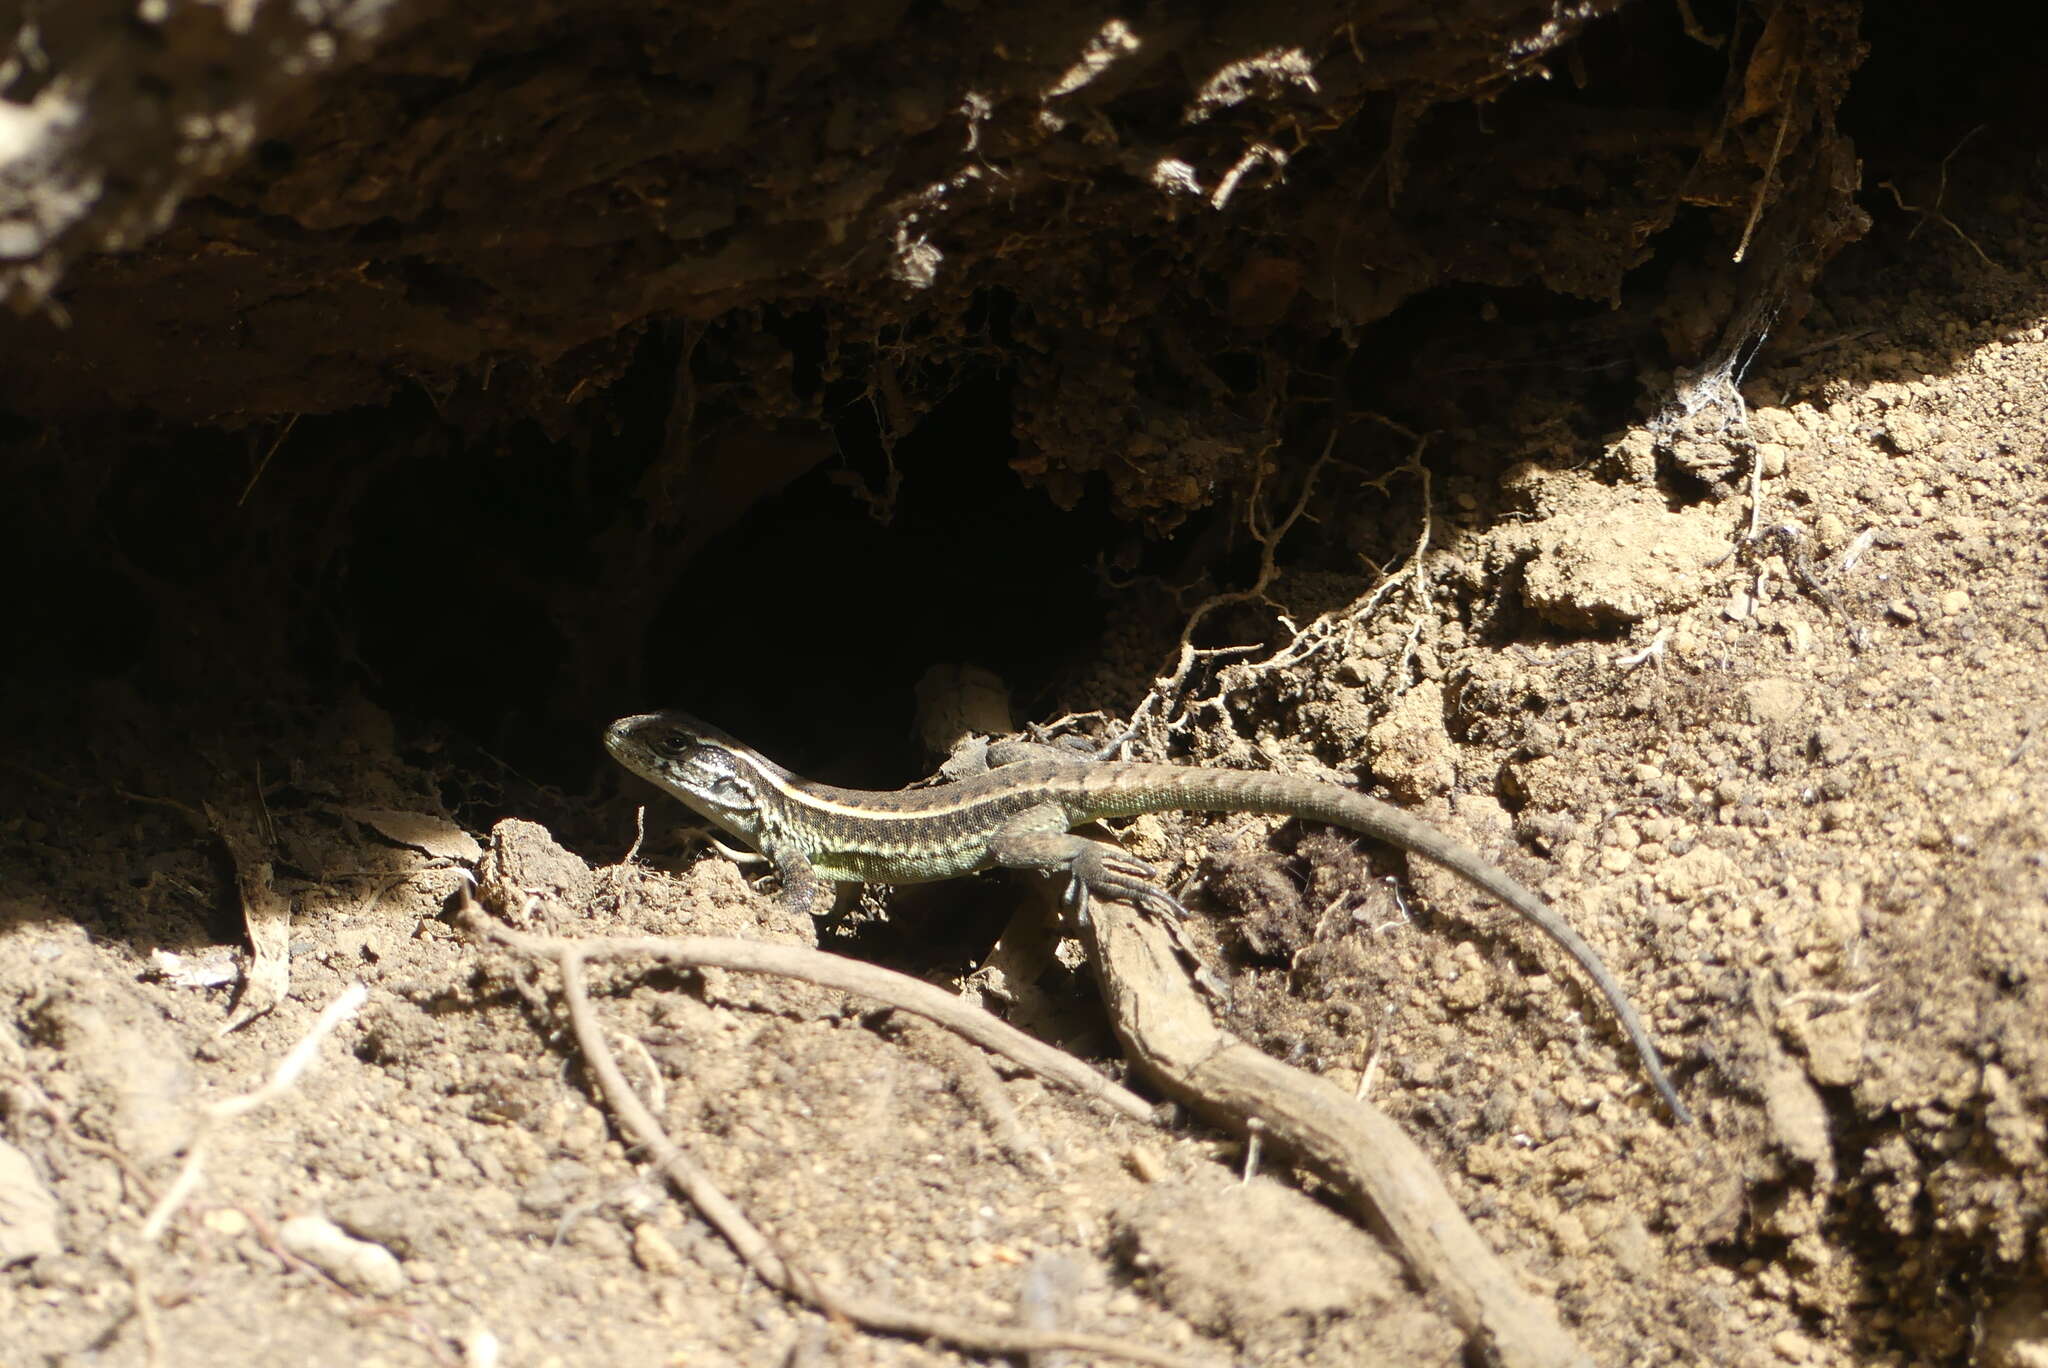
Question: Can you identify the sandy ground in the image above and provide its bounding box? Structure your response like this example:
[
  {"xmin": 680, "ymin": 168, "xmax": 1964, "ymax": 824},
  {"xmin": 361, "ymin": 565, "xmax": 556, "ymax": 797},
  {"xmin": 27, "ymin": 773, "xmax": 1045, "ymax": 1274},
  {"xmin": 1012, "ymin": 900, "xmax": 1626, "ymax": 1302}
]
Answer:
[{"xmin": 4, "ymin": 209, "xmax": 2046, "ymax": 1367}]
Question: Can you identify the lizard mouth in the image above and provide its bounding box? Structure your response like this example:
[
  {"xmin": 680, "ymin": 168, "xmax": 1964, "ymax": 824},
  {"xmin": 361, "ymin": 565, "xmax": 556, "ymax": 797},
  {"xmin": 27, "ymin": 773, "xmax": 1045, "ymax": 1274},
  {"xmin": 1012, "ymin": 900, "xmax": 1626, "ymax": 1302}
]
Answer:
[
  {"xmin": 602, "ymin": 713, "xmax": 642, "ymax": 753},
  {"xmin": 602, "ymin": 713, "xmax": 669, "ymax": 780}
]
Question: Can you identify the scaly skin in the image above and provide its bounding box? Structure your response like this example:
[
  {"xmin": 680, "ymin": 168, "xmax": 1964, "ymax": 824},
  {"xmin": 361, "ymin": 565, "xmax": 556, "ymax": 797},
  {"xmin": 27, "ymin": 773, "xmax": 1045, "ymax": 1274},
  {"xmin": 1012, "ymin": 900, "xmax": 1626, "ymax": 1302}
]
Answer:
[{"xmin": 606, "ymin": 710, "xmax": 1693, "ymax": 1124}]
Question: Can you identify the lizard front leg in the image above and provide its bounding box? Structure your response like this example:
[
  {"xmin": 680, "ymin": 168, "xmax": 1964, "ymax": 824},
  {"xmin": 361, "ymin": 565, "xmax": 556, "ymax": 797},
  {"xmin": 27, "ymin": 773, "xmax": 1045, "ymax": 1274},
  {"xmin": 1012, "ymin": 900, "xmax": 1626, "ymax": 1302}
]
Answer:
[
  {"xmin": 986, "ymin": 803, "xmax": 1183, "ymax": 923},
  {"xmin": 767, "ymin": 842, "xmax": 833, "ymax": 916}
]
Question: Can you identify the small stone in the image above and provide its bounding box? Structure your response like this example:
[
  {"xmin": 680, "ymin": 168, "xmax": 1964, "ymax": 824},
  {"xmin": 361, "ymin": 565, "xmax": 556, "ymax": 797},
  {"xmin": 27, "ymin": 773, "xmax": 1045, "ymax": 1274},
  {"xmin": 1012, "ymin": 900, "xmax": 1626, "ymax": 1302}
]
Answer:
[
  {"xmin": 1739, "ymin": 679, "xmax": 1804, "ymax": 724},
  {"xmin": 279, "ymin": 1215, "xmax": 404, "ymax": 1297},
  {"xmin": 1790, "ymin": 1009, "xmax": 1867, "ymax": 1087},
  {"xmin": 1884, "ymin": 412, "xmax": 1932, "ymax": 452},
  {"xmin": 462, "ymin": 1327, "xmax": 502, "ymax": 1368},
  {"xmin": 1654, "ymin": 846, "xmax": 1741, "ymax": 902},
  {"xmin": 1442, "ymin": 942, "xmax": 1490, "ymax": 1011},
  {"xmin": 633, "ymin": 1223, "xmax": 684, "ymax": 1275},
  {"xmin": 1773, "ymin": 1327, "xmax": 1817, "ymax": 1360},
  {"xmin": 201, "ymin": 1207, "xmax": 250, "ymax": 1238},
  {"xmin": 1123, "ymin": 1145, "xmax": 1167, "ymax": 1183}
]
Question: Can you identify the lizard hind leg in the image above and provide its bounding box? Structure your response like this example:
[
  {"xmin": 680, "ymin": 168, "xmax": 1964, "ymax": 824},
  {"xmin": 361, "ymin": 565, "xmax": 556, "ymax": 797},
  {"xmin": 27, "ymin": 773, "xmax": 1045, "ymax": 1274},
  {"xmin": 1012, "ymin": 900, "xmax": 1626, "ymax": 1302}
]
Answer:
[{"xmin": 988, "ymin": 807, "xmax": 1187, "ymax": 925}]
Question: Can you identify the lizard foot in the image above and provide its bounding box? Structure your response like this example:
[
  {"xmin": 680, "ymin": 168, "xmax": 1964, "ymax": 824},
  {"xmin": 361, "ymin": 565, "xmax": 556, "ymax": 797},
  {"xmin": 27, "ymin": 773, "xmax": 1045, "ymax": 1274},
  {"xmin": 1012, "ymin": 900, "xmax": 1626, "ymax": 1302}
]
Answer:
[{"xmin": 1061, "ymin": 846, "xmax": 1187, "ymax": 927}]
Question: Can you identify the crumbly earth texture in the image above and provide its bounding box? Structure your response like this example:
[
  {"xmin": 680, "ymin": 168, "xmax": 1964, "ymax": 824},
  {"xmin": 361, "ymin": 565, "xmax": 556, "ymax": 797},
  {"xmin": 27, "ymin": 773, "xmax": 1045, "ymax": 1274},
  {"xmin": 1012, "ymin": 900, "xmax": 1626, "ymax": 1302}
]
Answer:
[{"xmin": 4, "ymin": 225, "xmax": 2047, "ymax": 1368}]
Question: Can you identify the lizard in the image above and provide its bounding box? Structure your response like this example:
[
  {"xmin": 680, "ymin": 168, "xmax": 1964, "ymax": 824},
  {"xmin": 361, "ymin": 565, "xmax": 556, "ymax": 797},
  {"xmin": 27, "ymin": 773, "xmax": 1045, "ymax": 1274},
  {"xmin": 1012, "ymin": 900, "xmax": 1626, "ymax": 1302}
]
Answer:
[{"xmin": 605, "ymin": 709, "xmax": 1693, "ymax": 1124}]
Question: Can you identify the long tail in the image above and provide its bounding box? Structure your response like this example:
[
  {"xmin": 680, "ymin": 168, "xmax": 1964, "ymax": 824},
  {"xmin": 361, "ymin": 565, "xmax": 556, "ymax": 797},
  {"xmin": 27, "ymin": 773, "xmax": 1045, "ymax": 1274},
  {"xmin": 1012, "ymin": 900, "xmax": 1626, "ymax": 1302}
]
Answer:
[{"xmin": 1094, "ymin": 764, "xmax": 1694, "ymax": 1124}]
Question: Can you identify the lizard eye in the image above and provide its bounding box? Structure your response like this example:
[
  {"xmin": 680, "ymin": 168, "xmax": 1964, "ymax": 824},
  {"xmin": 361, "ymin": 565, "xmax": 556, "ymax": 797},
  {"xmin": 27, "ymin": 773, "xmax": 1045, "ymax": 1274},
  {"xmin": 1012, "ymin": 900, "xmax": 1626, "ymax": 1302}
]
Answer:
[{"xmin": 654, "ymin": 730, "xmax": 692, "ymax": 757}]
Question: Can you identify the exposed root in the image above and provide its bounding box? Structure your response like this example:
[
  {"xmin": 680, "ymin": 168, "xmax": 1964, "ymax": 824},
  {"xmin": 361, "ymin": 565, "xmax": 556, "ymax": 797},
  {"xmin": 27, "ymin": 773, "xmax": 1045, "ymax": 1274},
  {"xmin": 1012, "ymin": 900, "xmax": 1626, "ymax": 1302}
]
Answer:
[{"xmin": 455, "ymin": 883, "xmax": 1194, "ymax": 1367}]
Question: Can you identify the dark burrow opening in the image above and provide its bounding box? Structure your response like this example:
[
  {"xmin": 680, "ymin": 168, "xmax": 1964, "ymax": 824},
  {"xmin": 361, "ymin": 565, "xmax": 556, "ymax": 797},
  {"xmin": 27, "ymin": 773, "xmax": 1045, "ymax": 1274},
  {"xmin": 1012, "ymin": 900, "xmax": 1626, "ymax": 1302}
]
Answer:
[{"xmin": 1, "ymin": 322, "xmax": 1164, "ymax": 816}]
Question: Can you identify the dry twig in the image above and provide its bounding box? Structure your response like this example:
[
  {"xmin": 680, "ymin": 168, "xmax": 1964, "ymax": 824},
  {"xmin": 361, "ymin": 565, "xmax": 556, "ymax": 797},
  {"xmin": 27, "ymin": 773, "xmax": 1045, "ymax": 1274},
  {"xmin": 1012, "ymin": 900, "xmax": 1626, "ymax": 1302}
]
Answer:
[
  {"xmin": 1879, "ymin": 123, "xmax": 1994, "ymax": 267},
  {"xmin": 1080, "ymin": 894, "xmax": 1604, "ymax": 1368},
  {"xmin": 461, "ymin": 908, "xmax": 1149, "ymax": 1121},
  {"xmin": 456, "ymin": 894, "xmax": 1194, "ymax": 1367},
  {"xmin": 1110, "ymin": 414, "xmax": 1436, "ymax": 753},
  {"xmin": 140, "ymin": 981, "xmax": 368, "ymax": 1243}
]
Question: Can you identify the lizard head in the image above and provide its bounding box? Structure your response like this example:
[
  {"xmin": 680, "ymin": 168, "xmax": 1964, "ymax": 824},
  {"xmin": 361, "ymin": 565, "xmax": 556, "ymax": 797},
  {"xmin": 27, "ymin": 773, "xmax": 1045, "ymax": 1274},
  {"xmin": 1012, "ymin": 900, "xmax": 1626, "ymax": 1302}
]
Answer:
[{"xmin": 605, "ymin": 711, "xmax": 774, "ymax": 841}]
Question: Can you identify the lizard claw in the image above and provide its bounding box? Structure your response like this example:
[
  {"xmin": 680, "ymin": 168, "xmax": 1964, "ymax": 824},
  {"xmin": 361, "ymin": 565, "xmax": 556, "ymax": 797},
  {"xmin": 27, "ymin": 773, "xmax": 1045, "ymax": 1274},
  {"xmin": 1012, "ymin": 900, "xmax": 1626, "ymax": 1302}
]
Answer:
[
  {"xmin": 1063, "ymin": 845, "xmax": 1184, "ymax": 925},
  {"xmin": 1135, "ymin": 886, "xmax": 1188, "ymax": 920},
  {"xmin": 1061, "ymin": 873, "xmax": 1093, "ymax": 929}
]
